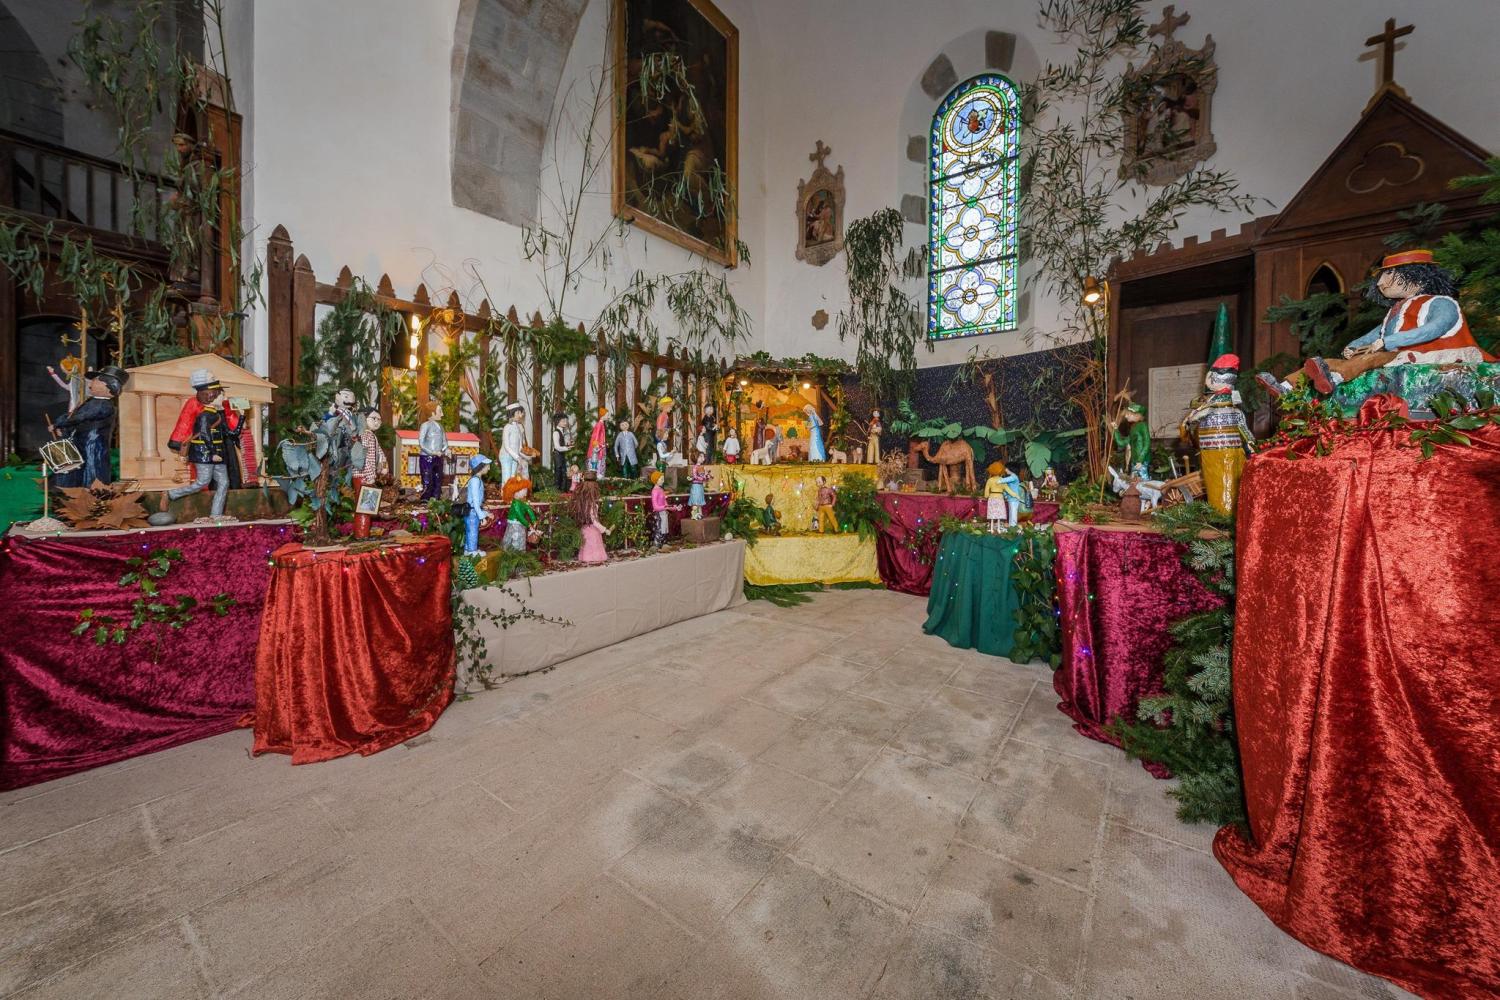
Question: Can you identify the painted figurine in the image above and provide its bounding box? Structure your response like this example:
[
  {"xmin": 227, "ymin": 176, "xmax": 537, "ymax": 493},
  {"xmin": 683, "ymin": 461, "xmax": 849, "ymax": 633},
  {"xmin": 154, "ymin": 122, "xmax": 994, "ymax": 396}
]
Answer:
[
  {"xmin": 701, "ymin": 403, "xmax": 718, "ymax": 463},
  {"xmin": 614, "ymin": 420, "xmax": 639, "ymax": 478},
  {"xmin": 866, "ymin": 409, "xmax": 882, "ymax": 464},
  {"xmin": 585, "ymin": 406, "xmax": 608, "ymax": 478},
  {"xmin": 573, "ymin": 470, "xmax": 611, "ymax": 564},
  {"xmin": 463, "ymin": 454, "xmax": 492, "ymax": 556},
  {"xmin": 417, "ymin": 403, "xmax": 450, "ymax": 501},
  {"xmin": 354, "ymin": 408, "xmax": 387, "ymax": 489},
  {"xmin": 983, "ymin": 460, "xmax": 1022, "ymax": 531},
  {"xmin": 1109, "ymin": 402, "xmax": 1152, "ymax": 480},
  {"xmin": 804, "ymin": 404, "xmax": 827, "ymax": 462},
  {"xmin": 655, "ymin": 396, "xmax": 674, "ymax": 464},
  {"xmin": 648, "ymin": 469, "xmax": 669, "ymax": 547},
  {"xmin": 551, "ymin": 412, "xmax": 575, "ymax": 493},
  {"xmin": 722, "ymin": 428, "xmax": 740, "ymax": 464},
  {"xmin": 500, "ymin": 402, "xmax": 529, "ymax": 484},
  {"xmin": 51, "ymin": 364, "xmax": 127, "ymax": 488},
  {"xmin": 324, "ymin": 387, "xmax": 360, "ymax": 472},
  {"xmin": 568, "ymin": 463, "xmax": 582, "ymax": 492},
  {"xmin": 814, "ymin": 475, "xmax": 838, "ymax": 533},
  {"xmin": 47, "ymin": 354, "xmax": 87, "ymax": 412},
  {"xmin": 1039, "ymin": 467, "xmax": 1060, "ymax": 502},
  {"xmin": 1262, "ymin": 250, "xmax": 1496, "ymax": 398},
  {"xmin": 760, "ymin": 494, "xmax": 781, "ymax": 534},
  {"xmin": 688, "ymin": 454, "xmax": 710, "ymax": 519},
  {"xmin": 160, "ymin": 368, "xmax": 242, "ymax": 517},
  {"xmin": 1183, "ymin": 353, "xmax": 1256, "ymax": 516},
  {"xmin": 501, "ymin": 476, "xmax": 536, "ymax": 552}
]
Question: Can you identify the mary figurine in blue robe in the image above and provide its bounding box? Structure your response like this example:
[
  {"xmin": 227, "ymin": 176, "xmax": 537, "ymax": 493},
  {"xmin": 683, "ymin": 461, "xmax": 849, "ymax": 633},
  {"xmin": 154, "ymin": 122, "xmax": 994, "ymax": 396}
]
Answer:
[
  {"xmin": 52, "ymin": 365, "xmax": 127, "ymax": 487},
  {"xmin": 803, "ymin": 404, "xmax": 827, "ymax": 462}
]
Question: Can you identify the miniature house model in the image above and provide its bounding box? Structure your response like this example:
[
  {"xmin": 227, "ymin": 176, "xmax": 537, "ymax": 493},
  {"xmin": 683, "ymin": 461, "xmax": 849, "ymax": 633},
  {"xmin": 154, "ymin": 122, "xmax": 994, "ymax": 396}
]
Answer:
[{"xmin": 118, "ymin": 354, "xmax": 276, "ymax": 490}]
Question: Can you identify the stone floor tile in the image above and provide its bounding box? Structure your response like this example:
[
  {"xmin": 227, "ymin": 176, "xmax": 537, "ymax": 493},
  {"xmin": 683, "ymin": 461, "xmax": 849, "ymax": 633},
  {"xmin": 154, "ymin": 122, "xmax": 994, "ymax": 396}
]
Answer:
[
  {"xmin": 0, "ymin": 805, "xmax": 157, "ymax": 913},
  {"xmin": 756, "ymin": 720, "xmax": 883, "ymax": 790},
  {"xmin": 612, "ymin": 801, "xmax": 781, "ymax": 927},
  {"xmin": 746, "ymin": 653, "xmax": 874, "ymax": 717},
  {"xmin": 1102, "ymin": 752, "xmax": 1217, "ymax": 853},
  {"xmin": 960, "ymin": 741, "xmax": 1109, "ymax": 890},
  {"xmin": 791, "ymin": 751, "xmax": 981, "ymax": 912},
  {"xmin": 1006, "ymin": 696, "xmax": 1125, "ymax": 766},
  {"xmin": 13, "ymin": 919, "xmax": 210, "ymax": 1000},
  {"xmin": 869, "ymin": 924, "xmax": 1074, "ymax": 1000},
  {"xmin": 812, "ymin": 691, "xmax": 919, "ymax": 745},
  {"xmin": 849, "ymin": 657, "xmax": 955, "ymax": 709},
  {"xmin": 1078, "ymin": 821, "xmax": 1302, "ymax": 999},
  {"xmin": 913, "ymin": 842, "xmax": 1088, "ymax": 986},
  {"xmin": 891, "ymin": 686, "xmax": 1025, "ymax": 776},
  {"xmin": 660, "ymin": 857, "xmax": 906, "ymax": 999},
  {"xmin": 947, "ymin": 659, "xmax": 1043, "ymax": 706},
  {"xmin": 480, "ymin": 874, "xmax": 700, "ymax": 1000},
  {"xmin": 699, "ymin": 761, "xmax": 840, "ymax": 849}
]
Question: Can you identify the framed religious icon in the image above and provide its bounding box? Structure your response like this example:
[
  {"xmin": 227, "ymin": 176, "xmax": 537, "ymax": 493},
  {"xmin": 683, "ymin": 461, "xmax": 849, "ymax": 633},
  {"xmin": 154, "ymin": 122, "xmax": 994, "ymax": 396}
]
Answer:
[
  {"xmin": 795, "ymin": 141, "xmax": 845, "ymax": 266},
  {"xmin": 612, "ymin": 0, "xmax": 739, "ymax": 266},
  {"xmin": 355, "ymin": 485, "xmax": 383, "ymax": 516},
  {"xmin": 1119, "ymin": 6, "xmax": 1218, "ymax": 185}
]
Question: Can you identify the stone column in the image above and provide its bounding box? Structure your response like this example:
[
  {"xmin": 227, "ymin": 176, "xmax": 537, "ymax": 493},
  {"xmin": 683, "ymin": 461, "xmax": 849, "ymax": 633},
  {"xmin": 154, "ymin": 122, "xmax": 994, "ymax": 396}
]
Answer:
[{"xmin": 139, "ymin": 394, "xmax": 159, "ymax": 460}]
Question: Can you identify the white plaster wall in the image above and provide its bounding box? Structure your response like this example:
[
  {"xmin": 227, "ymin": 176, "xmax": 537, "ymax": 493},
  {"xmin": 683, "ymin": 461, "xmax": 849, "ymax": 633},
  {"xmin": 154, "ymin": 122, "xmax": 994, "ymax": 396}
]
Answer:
[
  {"xmin": 753, "ymin": 0, "xmax": 1500, "ymax": 369},
  {"xmin": 237, "ymin": 0, "xmax": 769, "ymax": 380}
]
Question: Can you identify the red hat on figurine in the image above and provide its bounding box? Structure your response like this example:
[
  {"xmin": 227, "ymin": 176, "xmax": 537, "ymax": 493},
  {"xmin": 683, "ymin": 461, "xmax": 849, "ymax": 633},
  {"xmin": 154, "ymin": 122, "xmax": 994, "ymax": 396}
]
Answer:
[
  {"xmin": 1376, "ymin": 249, "xmax": 1435, "ymax": 271},
  {"xmin": 1209, "ymin": 353, "xmax": 1240, "ymax": 371}
]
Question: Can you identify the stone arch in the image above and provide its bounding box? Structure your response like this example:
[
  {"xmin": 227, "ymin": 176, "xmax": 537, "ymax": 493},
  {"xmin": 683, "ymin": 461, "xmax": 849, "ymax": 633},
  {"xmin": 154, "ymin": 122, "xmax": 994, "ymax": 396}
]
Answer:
[
  {"xmin": 450, "ymin": 0, "xmax": 590, "ymax": 227},
  {"xmin": 0, "ymin": 1, "xmax": 64, "ymax": 144},
  {"xmin": 896, "ymin": 28, "xmax": 1042, "ymax": 335}
]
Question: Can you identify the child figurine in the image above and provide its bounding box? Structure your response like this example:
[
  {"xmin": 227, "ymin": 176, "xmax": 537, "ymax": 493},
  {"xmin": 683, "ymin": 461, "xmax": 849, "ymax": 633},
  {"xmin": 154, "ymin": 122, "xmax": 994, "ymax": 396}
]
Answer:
[
  {"xmin": 701, "ymin": 402, "xmax": 718, "ymax": 462},
  {"xmin": 551, "ymin": 412, "xmax": 575, "ymax": 493},
  {"xmin": 722, "ymin": 428, "xmax": 740, "ymax": 464},
  {"xmin": 501, "ymin": 476, "xmax": 536, "ymax": 552},
  {"xmin": 814, "ymin": 475, "xmax": 838, "ymax": 534},
  {"xmin": 614, "ymin": 419, "xmax": 639, "ymax": 478},
  {"xmin": 463, "ymin": 454, "xmax": 492, "ymax": 556},
  {"xmin": 567, "ymin": 462, "xmax": 582, "ymax": 493},
  {"xmin": 573, "ymin": 471, "xmax": 611, "ymax": 564},
  {"xmin": 354, "ymin": 407, "xmax": 387, "ymax": 491},
  {"xmin": 47, "ymin": 355, "xmax": 87, "ymax": 412},
  {"xmin": 761, "ymin": 493, "xmax": 781, "ymax": 534},
  {"xmin": 585, "ymin": 406, "xmax": 609, "ymax": 477},
  {"xmin": 983, "ymin": 460, "xmax": 1022, "ymax": 531},
  {"xmin": 688, "ymin": 453, "xmax": 710, "ymax": 519},
  {"xmin": 417, "ymin": 402, "xmax": 450, "ymax": 501},
  {"xmin": 695, "ymin": 429, "xmax": 709, "ymax": 460},
  {"xmin": 1039, "ymin": 467, "xmax": 1060, "ymax": 502},
  {"xmin": 648, "ymin": 469, "xmax": 669, "ymax": 547},
  {"xmin": 866, "ymin": 408, "xmax": 882, "ymax": 464}
]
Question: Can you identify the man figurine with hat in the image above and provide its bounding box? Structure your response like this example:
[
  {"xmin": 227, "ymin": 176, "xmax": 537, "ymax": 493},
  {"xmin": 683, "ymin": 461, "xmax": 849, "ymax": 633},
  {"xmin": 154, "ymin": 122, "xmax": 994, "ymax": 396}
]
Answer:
[
  {"xmin": 159, "ymin": 367, "xmax": 242, "ymax": 517},
  {"xmin": 1261, "ymin": 250, "xmax": 1495, "ymax": 397},
  {"xmin": 500, "ymin": 402, "xmax": 529, "ymax": 485},
  {"xmin": 1182, "ymin": 354, "xmax": 1255, "ymax": 516},
  {"xmin": 50, "ymin": 364, "xmax": 128, "ymax": 488},
  {"xmin": 1109, "ymin": 401, "xmax": 1152, "ymax": 480}
]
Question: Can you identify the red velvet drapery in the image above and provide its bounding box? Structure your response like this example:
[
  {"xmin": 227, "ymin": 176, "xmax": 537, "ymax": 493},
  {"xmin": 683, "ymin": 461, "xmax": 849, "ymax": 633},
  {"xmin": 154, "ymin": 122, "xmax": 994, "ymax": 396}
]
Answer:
[
  {"xmin": 1215, "ymin": 400, "xmax": 1500, "ymax": 1000},
  {"xmin": 244, "ymin": 536, "xmax": 455, "ymax": 764}
]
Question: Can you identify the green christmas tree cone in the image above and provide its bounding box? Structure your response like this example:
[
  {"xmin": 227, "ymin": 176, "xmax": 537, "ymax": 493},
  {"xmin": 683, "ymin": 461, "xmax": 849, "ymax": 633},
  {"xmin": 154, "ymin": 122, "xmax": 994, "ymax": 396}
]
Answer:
[{"xmin": 1208, "ymin": 302, "xmax": 1233, "ymax": 362}]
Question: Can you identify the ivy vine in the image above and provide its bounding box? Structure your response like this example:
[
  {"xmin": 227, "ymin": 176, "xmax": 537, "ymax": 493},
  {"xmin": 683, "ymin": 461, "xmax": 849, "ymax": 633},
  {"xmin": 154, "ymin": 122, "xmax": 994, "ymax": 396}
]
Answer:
[{"xmin": 73, "ymin": 546, "xmax": 236, "ymax": 647}]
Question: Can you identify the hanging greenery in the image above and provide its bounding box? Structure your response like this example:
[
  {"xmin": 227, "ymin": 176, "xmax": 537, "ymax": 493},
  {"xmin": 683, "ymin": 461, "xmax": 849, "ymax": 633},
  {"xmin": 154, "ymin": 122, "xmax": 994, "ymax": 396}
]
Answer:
[
  {"xmin": 1009, "ymin": 524, "xmax": 1061, "ymax": 667},
  {"xmin": 73, "ymin": 546, "xmax": 236, "ymax": 649},
  {"xmin": 831, "ymin": 472, "xmax": 888, "ymax": 541},
  {"xmin": 837, "ymin": 208, "xmax": 930, "ymax": 404},
  {"xmin": 1111, "ymin": 501, "xmax": 1242, "ymax": 826},
  {"xmin": 278, "ymin": 279, "xmax": 403, "ymax": 435}
]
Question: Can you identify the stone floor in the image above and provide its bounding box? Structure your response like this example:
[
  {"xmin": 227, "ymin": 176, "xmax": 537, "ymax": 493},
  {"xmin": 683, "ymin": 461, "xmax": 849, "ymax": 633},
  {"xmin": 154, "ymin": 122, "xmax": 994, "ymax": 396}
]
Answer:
[{"xmin": 0, "ymin": 589, "xmax": 1417, "ymax": 1000}]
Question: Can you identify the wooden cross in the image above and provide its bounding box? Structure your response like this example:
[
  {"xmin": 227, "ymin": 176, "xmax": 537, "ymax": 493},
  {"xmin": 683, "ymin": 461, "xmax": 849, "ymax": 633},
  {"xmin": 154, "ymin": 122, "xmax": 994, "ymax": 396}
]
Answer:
[
  {"xmin": 809, "ymin": 141, "xmax": 831, "ymax": 169},
  {"xmin": 1363, "ymin": 18, "xmax": 1414, "ymax": 90},
  {"xmin": 1149, "ymin": 5, "xmax": 1190, "ymax": 43}
]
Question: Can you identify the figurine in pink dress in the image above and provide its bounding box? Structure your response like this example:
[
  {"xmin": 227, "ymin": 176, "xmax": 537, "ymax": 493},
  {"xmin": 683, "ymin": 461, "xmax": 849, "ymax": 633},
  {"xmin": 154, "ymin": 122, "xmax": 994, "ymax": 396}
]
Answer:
[
  {"xmin": 573, "ymin": 471, "xmax": 611, "ymax": 563},
  {"xmin": 585, "ymin": 406, "xmax": 609, "ymax": 477}
]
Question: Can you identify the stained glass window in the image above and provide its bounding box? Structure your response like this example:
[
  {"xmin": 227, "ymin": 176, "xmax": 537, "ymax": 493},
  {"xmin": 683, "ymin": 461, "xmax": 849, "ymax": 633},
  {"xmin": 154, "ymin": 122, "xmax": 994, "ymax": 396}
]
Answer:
[{"xmin": 928, "ymin": 74, "xmax": 1020, "ymax": 340}]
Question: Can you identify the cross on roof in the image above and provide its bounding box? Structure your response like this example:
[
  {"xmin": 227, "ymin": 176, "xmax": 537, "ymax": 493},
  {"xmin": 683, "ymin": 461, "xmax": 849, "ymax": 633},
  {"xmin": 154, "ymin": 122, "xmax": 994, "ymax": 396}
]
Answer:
[
  {"xmin": 809, "ymin": 141, "xmax": 832, "ymax": 170},
  {"xmin": 1149, "ymin": 5, "xmax": 1190, "ymax": 43},
  {"xmin": 1363, "ymin": 18, "xmax": 1414, "ymax": 91}
]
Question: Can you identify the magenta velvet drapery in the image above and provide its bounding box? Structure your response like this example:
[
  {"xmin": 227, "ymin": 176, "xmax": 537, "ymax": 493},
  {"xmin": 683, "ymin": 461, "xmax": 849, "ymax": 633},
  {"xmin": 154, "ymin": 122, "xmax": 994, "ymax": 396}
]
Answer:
[
  {"xmin": 875, "ymin": 492, "xmax": 1058, "ymax": 595},
  {"xmin": 0, "ymin": 522, "xmax": 291, "ymax": 790},
  {"xmin": 1051, "ymin": 521, "xmax": 1222, "ymax": 775}
]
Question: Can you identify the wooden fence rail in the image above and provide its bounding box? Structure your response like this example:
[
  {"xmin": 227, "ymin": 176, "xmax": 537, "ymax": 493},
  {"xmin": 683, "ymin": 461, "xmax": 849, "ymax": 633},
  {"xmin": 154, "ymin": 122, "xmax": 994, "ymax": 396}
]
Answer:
[{"xmin": 265, "ymin": 224, "xmax": 727, "ymax": 470}]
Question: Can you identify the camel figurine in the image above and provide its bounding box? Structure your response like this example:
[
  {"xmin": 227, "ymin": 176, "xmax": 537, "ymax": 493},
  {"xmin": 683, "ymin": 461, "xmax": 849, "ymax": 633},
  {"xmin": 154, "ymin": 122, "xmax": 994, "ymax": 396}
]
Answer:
[{"xmin": 920, "ymin": 438, "xmax": 976, "ymax": 493}]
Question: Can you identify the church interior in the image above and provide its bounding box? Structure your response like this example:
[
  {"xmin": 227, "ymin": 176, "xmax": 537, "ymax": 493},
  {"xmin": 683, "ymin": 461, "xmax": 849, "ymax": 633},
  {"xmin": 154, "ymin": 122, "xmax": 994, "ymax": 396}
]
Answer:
[{"xmin": 1, "ymin": 0, "xmax": 1497, "ymax": 997}]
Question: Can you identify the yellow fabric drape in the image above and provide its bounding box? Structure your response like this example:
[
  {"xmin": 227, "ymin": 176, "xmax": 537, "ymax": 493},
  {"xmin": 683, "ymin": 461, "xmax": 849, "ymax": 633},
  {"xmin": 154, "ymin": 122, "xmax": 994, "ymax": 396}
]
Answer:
[
  {"xmin": 706, "ymin": 463, "xmax": 880, "ymax": 532},
  {"xmin": 742, "ymin": 533, "xmax": 881, "ymax": 586}
]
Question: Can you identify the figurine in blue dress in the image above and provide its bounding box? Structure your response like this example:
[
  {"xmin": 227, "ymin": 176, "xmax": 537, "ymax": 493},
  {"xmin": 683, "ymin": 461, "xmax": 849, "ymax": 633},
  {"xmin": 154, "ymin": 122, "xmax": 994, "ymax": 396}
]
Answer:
[
  {"xmin": 463, "ymin": 454, "xmax": 492, "ymax": 556},
  {"xmin": 803, "ymin": 404, "xmax": 827, "ymax": 462}
]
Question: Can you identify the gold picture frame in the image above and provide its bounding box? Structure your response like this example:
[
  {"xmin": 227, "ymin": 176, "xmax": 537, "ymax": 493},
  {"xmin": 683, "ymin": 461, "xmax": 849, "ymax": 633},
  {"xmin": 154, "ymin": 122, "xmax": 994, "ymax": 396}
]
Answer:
[{"xmin": 612, "ymin": 0, "xmax": 739, "ymax": 267}]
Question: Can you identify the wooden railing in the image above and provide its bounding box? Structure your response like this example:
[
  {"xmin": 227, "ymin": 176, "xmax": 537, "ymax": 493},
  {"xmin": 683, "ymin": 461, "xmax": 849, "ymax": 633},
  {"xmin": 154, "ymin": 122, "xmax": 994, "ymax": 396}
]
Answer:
[
  {"xmin": 2, "ymin": 130, "xmax": 174, "ymax": 241},
  {"xmin": 264, "ymin": 224, "xmax": 729, "ymax": 466}
]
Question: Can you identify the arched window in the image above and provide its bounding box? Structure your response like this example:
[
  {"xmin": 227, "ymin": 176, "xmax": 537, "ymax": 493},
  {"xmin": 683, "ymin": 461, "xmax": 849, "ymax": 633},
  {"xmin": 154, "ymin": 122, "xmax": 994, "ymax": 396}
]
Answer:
[{"xmin": 928, "ymin": 74, "xmax": 1021, "ymax": 340}]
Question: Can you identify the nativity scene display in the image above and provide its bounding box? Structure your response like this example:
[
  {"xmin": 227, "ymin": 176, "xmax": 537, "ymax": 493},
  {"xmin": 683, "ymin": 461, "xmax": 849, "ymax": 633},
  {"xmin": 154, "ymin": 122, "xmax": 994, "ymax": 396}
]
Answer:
[{"xmin": 613, "ymin": 0, "xmax": 739, "ymax": 263}]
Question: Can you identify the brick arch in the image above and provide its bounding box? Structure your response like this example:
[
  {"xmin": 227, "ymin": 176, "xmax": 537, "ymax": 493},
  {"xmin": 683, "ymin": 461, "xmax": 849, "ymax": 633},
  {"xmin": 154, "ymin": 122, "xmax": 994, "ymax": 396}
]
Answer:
[{"xmin": 450, "ymin": 0, "xmax": 590, "ymax": 227}]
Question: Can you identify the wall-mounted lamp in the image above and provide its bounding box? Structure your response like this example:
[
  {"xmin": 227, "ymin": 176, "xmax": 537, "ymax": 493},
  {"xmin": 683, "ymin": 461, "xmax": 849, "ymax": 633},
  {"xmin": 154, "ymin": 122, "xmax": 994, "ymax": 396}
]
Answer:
[{"xmin": 1081, "ymin": 276, "xmax": 1106, "ymax": 307}]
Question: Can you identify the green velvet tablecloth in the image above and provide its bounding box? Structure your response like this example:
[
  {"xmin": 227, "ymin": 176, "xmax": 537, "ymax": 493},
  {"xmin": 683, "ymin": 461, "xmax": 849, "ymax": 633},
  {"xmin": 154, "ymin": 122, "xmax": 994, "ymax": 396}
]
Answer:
[{"xmin": 923, "ymin": 530, "xmax": 1023, "ymax": 658}]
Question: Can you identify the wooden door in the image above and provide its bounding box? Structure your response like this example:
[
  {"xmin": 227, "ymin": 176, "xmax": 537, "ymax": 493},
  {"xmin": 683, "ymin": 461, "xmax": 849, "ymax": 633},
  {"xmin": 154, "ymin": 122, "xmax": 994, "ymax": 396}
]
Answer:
[{"xmin": 1117, "ymin": 295, "xmax": 1238, "ymax": 441}]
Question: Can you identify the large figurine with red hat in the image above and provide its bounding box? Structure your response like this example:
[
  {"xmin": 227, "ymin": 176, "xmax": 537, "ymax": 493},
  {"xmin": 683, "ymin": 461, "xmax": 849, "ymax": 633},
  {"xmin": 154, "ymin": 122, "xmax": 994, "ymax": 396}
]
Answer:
[
  {"xmin": 1183, "ymin": 353, "xmax": 1256, "ymax": 516},
  {"xmin": 1261, "ymin": 250, "xmax": 1495, "ymax": 398}
]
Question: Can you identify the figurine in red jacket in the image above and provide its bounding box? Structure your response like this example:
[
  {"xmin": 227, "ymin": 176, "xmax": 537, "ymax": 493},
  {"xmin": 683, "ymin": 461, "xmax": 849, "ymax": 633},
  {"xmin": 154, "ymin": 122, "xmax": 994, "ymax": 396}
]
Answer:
[{"xmin": 159, "ymin": 368, "xmax": 242, "ymax": 517}]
